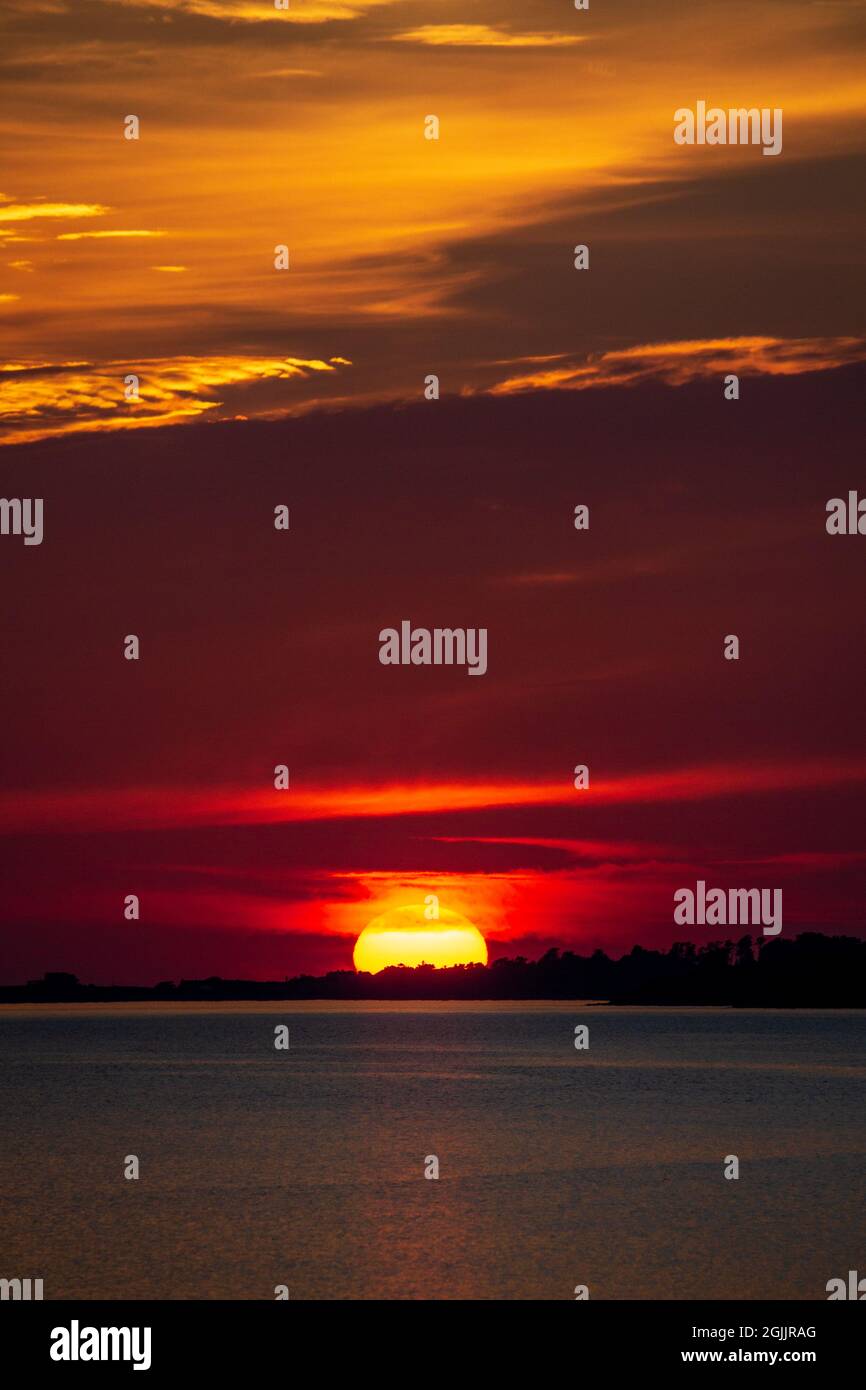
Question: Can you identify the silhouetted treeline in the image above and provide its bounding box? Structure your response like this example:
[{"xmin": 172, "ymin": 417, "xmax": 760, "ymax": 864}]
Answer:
[{"xmin": 2, "ymin": 933, "xmax": 865, "ymax": 1006}]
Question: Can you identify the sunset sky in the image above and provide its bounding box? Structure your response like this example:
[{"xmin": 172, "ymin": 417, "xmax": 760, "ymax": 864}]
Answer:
[{"xmin": 1, "ymin": 0, "xmax": 864, "ymax": 981}]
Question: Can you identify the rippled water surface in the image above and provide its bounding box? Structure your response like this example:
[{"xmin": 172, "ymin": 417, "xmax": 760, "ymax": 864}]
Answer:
[{"xmin": 1, "ymin": 1003, "xmax": 864, "ymax": 1299}]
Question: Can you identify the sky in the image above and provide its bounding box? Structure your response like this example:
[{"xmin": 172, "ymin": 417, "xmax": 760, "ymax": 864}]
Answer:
[{"xmin": 1, "ymin": 0, "xmax": 865, "ymax": 981}]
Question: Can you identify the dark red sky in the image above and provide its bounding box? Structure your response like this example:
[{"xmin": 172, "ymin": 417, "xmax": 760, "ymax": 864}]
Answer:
[{"xmin": 1, "ymin": 365, "xmax": 865, "ymax": 982}]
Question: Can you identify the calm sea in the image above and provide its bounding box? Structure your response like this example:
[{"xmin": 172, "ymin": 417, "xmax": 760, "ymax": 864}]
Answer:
[{"xmin": 1, "ymin": 1003, "xmax": 864, "ymax": 1300}]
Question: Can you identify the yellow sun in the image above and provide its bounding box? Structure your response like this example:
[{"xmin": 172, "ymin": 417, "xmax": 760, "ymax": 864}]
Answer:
[{"xmin": 353, "ymin": 903, "xmax": 488, "ymax": 974}]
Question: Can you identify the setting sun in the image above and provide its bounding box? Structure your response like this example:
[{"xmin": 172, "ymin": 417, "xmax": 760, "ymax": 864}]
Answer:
[{"xmin": 353, "ymin": 904, "xmax": 488, "ymax": 974}]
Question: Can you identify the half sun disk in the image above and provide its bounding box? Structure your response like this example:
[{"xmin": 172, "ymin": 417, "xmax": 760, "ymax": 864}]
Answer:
[{"xmin": 353, "ymin": 904, "xmax": 488, "ymax": 973}]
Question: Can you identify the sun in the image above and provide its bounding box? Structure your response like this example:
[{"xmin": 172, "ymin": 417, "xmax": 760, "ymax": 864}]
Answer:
[{"xmin": 353, "ymin": 903, "xmax": 488, "ymax": 974}]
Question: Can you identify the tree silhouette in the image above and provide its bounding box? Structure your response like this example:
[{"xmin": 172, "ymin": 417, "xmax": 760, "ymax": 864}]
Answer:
[{"xmin": 3, "ymin": 933, "xmax": 864, "ymax": 1005}]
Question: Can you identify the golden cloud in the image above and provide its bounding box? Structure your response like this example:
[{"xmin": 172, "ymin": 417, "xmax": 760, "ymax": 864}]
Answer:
[
  {"xmin": 394, "ymin": 25, "xmax": 586, "ymax": 48},
  {"xmin": 0, "ymin": 201, "xmax": 109, "ymax": 224},
  {"xmin": 0, "ymin": 354, "xmax": 352, "ymax": 444},
  {"xmin": 483, "ymin": 336, "xmax": 866, "ymax": 395},
  {"xmin": 57, "ymin": 229, "xmax": 165, "ymax": 241},
  {"xmin": 115, "ymin": 0, "xmax": 401, "ymax": 22}
]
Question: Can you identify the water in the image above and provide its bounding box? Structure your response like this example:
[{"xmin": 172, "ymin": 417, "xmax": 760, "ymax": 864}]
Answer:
[{"xmin": 1, "ymin": 1003, "xmax": 864, "ymax": 1300}]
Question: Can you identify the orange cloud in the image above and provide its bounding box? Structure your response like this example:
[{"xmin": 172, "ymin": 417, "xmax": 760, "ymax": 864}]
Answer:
[
  {"xmin": 116, "ymin": 0, "xmax": 401, "ymax": 22},
  {"xmin": 57, "ymin": 229, "xmax": 165, "ymax": 241},
  {"xmin": 394, "ymin": 26, "xmax": 586, "ymax": 49},
  {"xmin": 3, "ymin": 0, "xmax": 864, "ymax": 439},
  {"xmin": 0, "ymin": 354, "xmax": 352, "ymax": 444},
  {"xmin": 484, "ymin": 336, "xmax": 866, "ymax": 395},
  {"xmin": 0, "ymin": 200, "xmax": 108, "ymax": 225}
]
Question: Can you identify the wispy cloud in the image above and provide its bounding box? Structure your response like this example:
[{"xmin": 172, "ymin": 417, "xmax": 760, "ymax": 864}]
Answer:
[
  {"xmin": 0, "ymin": 200, "xmax": 108, "ymax": 225},
  {"xmin": 0, "ymin": 354, "xmax": 352, "ymax": 443},
  {"xmin": 3, "ymin": 758, "xmax": 865, "ymax": 834},
  {"xmin": 115, "ymin": 0, "xmax": 401, "ymax": 22},
  {"xmin": 483, "ymin": 336, "xmax": 866, "ymax": 395},
  {"xmin": 394, "ymin": 25, "xmax": 586, "ymax": 49},
  {"xmin": 256, "ymin": 69, "xmax": 323, "ymax": 78},
  {"xmin": 57, "ymin": 229, "xmax": 165, "ymax": 241}
]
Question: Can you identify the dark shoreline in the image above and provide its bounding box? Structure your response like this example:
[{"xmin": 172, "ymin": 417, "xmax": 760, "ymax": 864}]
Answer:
[{"xmin": 2, "ymin": 932, "xmax": 864, "ymax": 1007}]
